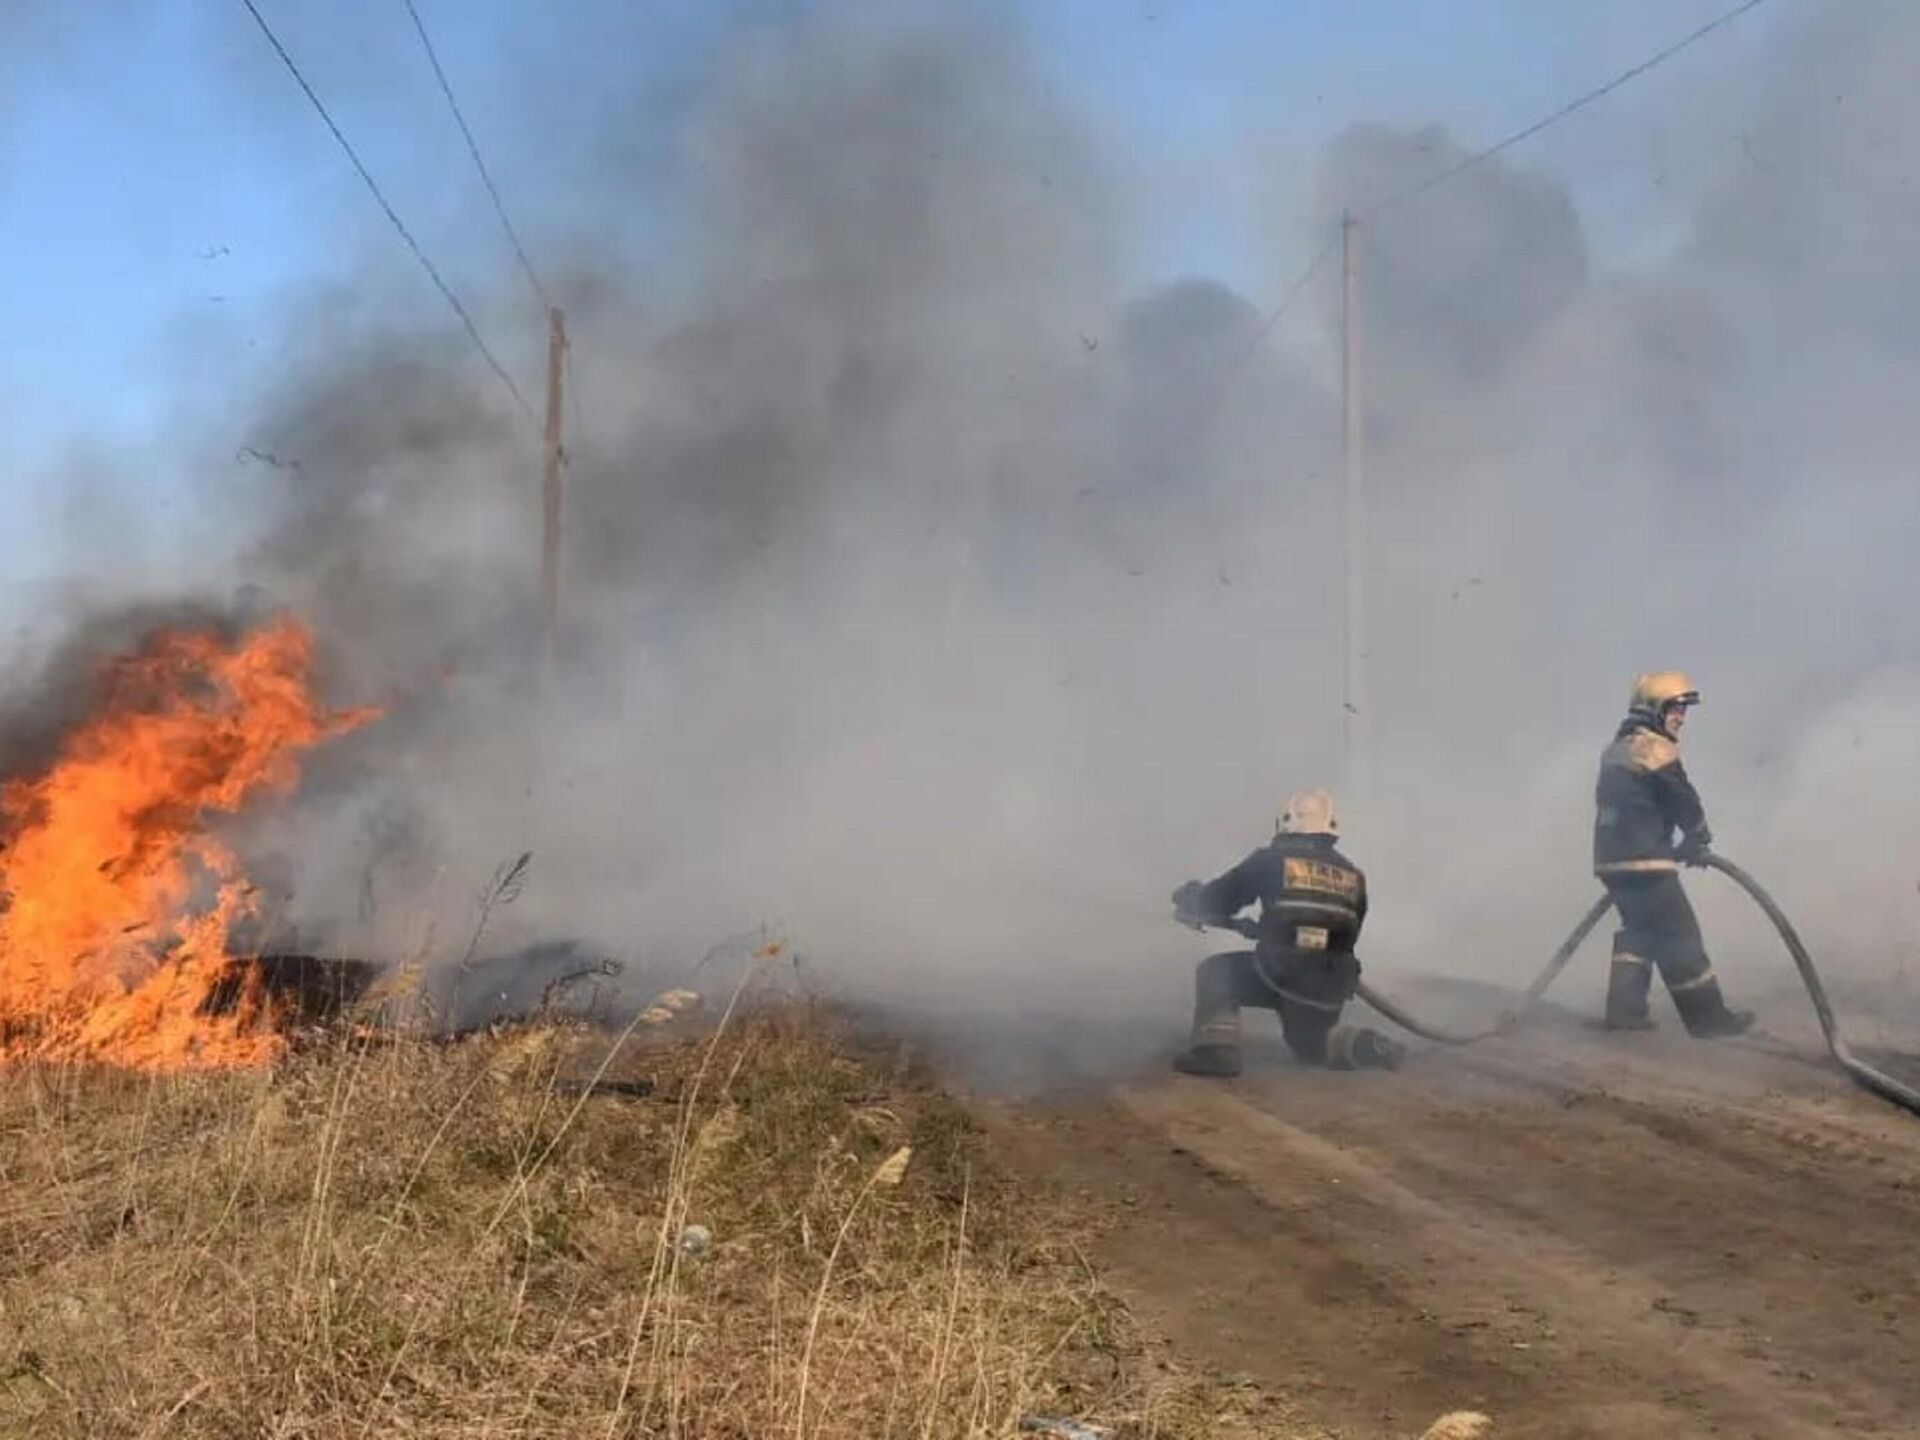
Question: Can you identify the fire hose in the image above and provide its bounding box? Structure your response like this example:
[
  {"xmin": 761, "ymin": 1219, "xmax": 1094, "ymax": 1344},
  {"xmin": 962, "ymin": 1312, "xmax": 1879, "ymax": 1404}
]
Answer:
[
  {"xmin": 1187, "ymin": 853, "xmax": 1920, "ymax": 1117},
  {"xmin": 1353, "ymin": 892, "xmax": 1615, "ymax": 1048},
  {"xmin": 1697, "ymin": 854, "xmax": 1920, "ymax": 1117}
]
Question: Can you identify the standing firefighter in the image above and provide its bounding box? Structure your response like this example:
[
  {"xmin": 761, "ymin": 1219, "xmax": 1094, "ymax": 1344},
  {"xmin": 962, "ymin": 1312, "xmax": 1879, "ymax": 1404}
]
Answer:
[
  {"xmin": 1170, "ymin": 788, "xmax": 1405, "ymax": 1077},
  {"xmin": 1593, "ymin": 673, "xmax": 1753, "ymax": 1036}
]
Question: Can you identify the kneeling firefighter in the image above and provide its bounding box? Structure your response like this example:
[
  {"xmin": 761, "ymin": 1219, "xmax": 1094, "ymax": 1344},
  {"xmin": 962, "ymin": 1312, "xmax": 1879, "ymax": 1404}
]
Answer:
[
  {"xmin": 1593, "ymin": 672, "xmax": 1753, "ymax": 1037},
  {"xmin": 1170, "ymin": 789, "xmax": 1405, "ymax": 1077}
]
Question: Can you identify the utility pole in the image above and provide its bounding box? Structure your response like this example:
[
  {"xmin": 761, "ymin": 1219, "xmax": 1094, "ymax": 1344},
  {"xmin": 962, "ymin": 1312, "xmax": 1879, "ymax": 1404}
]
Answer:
[
  {"xmin": 1341, "ymin": 212, "xmax": 1369, "ymax": 805},
  {"xmin": 541, "ymin": 306, "xmax": 567, "ymax": 669}
]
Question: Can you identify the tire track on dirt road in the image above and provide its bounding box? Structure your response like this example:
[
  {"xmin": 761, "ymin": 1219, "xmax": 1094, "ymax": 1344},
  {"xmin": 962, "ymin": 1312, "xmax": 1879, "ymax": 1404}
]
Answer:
[{"xmin": 1001, "ymin": 1023, "xmax": 1920, "ymax": 1438}]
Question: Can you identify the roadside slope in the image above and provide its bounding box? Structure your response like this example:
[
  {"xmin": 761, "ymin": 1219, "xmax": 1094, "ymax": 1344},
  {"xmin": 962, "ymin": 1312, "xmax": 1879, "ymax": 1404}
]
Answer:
[{"xmin": 1, "ymin": 1007, "xmax": 1256, "ymax": 1438}]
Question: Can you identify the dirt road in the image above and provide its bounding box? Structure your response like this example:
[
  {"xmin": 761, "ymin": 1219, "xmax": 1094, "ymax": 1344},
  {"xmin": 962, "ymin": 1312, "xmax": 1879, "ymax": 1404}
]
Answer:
[{"xmin": 991, "ymin": 988, "xmax": 1920, "ymax": 1439}]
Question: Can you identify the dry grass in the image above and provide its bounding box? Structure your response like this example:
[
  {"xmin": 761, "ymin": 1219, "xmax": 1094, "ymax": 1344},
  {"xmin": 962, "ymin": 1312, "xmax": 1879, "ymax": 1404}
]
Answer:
[{"xmin": 0, "ymin": 997, "xmax": 1296, "ymax": 1439}]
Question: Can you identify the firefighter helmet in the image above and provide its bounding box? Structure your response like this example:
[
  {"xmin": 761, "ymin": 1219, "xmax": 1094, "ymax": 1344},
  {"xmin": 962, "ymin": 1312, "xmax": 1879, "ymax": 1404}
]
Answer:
[
  {"xmin": 1628, "ymin": 671, "xmax": 1699, "ymax": 720},
  {"xmin": 1278, "ymin": 788, "xmax": 1339, "ymax": 837}
]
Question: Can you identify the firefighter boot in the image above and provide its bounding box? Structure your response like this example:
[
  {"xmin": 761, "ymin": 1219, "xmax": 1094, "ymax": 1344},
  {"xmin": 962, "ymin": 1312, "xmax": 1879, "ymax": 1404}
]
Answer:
[
  {"xmin": 1604, "ymin": 945, "xmax": 1656, "ymax": 1030},
  {"xmin": 1327, "ymin": 1024, "xmax": 1406, "ymax": 1071},
  {"xmin": 1175, "ymin": 954, "xmax": 1245, "ymax": 1077},
  {"xmin": 1669, "ymin": 970, "xmax": 1754, "ymax": 1039},
  {"xmin": 1173, "ymin": 1044, "xmax": 1243, "ymax": 1077}
]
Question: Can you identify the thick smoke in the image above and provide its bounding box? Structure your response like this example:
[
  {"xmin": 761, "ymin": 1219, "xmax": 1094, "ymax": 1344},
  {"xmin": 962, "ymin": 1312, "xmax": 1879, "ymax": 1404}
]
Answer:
[
  {"xmin": 209, "ymin": 1, "xmax": 1346, "ymax": 1029},
  {"xmin": 10, "ymin": 0, "xmax": 1920, "ymax": 1061},
  {"xmin": 1309, "ymin": 4, "xmax": 1920, "ymax": 1031},
  {"xmin": 0, "ymin": 600, "xmax": 240, "ymax": 784}
]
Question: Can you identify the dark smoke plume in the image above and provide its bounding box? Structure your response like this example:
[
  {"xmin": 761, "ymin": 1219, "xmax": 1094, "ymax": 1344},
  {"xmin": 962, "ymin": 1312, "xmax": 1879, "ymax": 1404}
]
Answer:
[{"xmin": 9, "ymin": 0, "xmax": 1920, "ymax": 1063}]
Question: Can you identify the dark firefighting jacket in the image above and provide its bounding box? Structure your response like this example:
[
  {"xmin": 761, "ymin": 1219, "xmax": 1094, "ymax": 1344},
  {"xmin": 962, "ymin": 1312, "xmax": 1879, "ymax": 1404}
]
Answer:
[
  {"xmin": 1593, "ymin": 718, "xmax": 1711, "ymax": 876},
  {"xmin": 1183, "ymin": 833, "xmax": 1368, "ymax": 1005}
]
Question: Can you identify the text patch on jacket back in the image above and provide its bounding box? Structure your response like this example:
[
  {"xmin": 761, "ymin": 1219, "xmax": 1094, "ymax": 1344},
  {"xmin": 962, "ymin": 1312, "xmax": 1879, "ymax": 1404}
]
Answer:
[{"xmin": 1282, "ymin": 857, "xmax": 1361, "ymax": 901}]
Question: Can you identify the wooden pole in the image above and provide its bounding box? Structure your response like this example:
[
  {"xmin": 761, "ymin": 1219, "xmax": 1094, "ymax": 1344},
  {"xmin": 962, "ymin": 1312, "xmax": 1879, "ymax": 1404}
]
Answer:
[
  {"xmin": 1341, "ymin": 213, "xmax": 1368, "ymax": 801},
  {"xmin": 541, "ymin": 306, "xmax": 566, "ymax": 667}
]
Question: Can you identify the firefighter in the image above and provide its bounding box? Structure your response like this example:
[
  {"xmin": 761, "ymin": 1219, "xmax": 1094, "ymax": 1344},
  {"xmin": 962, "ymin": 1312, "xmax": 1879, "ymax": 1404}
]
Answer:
[
  {"xmin": 1593, "ymin": 672, "xmax": 1753, "ymax": 1036},
  {"xmin": 1169, "ymin": 788, "xmax": 1406, "ymax": 1077}
]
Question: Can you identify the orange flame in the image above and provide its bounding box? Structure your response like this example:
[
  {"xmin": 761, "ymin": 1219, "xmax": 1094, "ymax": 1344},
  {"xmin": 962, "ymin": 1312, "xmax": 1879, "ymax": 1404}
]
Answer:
[{"xmin": 0, "ymin": 617, "xmax": 378, "ymax": 1070}]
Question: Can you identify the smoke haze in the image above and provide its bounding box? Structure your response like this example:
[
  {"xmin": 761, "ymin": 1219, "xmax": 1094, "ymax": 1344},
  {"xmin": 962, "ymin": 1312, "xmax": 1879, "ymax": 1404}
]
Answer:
[{"xmin": 6, "ymin": 0, "xmax": 1920, "ymax": 1059}]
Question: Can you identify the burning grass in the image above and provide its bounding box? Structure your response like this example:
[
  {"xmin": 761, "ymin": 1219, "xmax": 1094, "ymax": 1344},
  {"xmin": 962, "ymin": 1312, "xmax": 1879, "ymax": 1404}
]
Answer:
[
  {"xmin": 0, "ymin": 617, "xmax": 379, "ymax": 1070},
  {"xmin": 0, "ymin": 1000, "xmax": 1291, "ymax": 1439}
]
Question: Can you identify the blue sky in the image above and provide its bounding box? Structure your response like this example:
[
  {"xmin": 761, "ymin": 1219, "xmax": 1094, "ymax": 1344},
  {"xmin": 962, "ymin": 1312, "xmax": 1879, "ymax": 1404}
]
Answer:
[{"xmin": 0, "ymin": 0, "xmax": 1788, "ymax": 595}]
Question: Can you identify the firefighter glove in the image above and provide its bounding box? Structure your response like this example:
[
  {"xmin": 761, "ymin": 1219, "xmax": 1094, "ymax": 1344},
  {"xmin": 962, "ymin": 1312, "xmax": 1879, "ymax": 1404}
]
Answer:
[{"xmin": 1676, "ymin": 829, "xmax": 1713, "ymax": 866}]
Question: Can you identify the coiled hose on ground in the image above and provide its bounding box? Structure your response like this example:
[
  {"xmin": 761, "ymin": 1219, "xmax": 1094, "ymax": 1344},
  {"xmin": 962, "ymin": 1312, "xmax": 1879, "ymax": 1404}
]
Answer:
[{"xmin": 1344, "ymin": 854, "xmax": 1920, "ymax": 1117}]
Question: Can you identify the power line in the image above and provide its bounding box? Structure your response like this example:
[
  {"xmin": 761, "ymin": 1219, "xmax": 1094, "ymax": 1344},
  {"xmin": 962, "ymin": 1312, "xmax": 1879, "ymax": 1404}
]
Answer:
[
  {"xmin": 1244, "ymin": 228, "xmax": 1341, "ymax": 359},
  {"xmin": 1151, "ymin": 226, "xmax": 1337, "ymax": 459},
  {"xmin": 236, "ymin": 0, "xmax": 539, "ymax": 428},
  {"xmin": 395, "ymin": 0, "xmax": 586, "ymax": 469},
  {"xmin": 1249, "ymin": 0, "xmax": 1769, "ymax": 350},
  {"xmin": 399, "ymin": 0, "xmax": 553, "ymax": 311},
  {"xmin": 1359, "ymin": 0, "xmax": 1771, "ymax": 222}
]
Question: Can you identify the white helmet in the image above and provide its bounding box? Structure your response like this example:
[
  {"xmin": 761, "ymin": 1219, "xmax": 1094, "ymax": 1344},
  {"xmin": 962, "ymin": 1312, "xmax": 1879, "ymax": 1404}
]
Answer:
[{"xmin": 1277, "ymin": 787, "xmax": 1338, "ymax": 837}]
